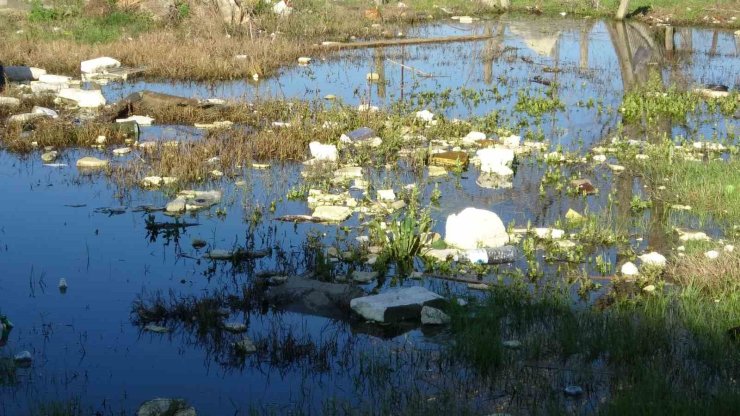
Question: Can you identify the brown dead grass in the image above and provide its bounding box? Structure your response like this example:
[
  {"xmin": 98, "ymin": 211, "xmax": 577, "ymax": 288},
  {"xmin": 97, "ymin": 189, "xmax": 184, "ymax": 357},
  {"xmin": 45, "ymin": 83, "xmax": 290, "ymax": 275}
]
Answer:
[
  {"xmin": 667, "ymin": 249, "xmax": 740, "ymax": 295},
  {"xmin": 1, "ymin": 30, "xmax": 306, "ymax": 80},
  {"xmin": 2, "ymin": 119, "xmax": 131, "ymax": 152}
]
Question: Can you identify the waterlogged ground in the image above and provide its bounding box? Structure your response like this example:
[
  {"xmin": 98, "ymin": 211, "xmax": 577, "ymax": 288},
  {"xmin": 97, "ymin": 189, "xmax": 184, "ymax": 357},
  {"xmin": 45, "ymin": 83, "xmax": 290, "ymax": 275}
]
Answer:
[{"xmin": 1, "ymin": 16, "xmax": 739, "ymax": 415}]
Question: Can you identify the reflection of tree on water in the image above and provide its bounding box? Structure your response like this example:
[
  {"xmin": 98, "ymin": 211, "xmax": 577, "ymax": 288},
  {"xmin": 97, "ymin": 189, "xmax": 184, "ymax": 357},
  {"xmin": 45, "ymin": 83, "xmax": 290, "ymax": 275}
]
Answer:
[{"xmin": 606, "ymin": 21, "xmax": 687, "ymax": 257}]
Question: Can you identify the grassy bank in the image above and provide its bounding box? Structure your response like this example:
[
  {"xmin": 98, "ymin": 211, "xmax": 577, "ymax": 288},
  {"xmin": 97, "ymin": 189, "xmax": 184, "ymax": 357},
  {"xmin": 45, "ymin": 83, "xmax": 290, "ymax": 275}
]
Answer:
[{"xmin": 1, "ymin": 0, "xmax": 737, "ymax": 81}]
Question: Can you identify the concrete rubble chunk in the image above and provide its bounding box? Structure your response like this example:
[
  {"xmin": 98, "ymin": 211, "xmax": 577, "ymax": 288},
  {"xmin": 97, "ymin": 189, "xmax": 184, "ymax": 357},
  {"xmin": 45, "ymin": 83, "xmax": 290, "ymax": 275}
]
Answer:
[
  {"xmin": 477, "ymin": 148, "xmax": 514, "ymax": 175},
  {"xmin": 117, "ymin": 115, "xmax": 154, "ymax": 126},
  {"xmin": 445, "ymin": 208, "xmax": 508, "ymax": 249},
  {"xmin": 32, "ymin": 106, "xmax": 58, "ymax": 118},
  {"xmin": 57, "ymin": 88, "xmax": 106, "ymax": 108},
  {"xmin": 41, "ymin": 151, "xmax": 58, "ymax": 163},
  {"xmin": 312, "ymin": 205, "xmax": 353, "ymax": 222},
  {"xmin": 39, "ymin": 74, "xmax": 71, "ymax": 84},
  {"xmin": 350, "ymin": 286, "xmax": 446, "ymax": 323},
  {"xmin": 639, "ymin": 252, "xmax": 667, "ymax": 268},
  {"xmin": 340, "ymin": 127, "xmax": 376, "ymax": 144},
  {"xmin": 309, "ymin": 141, "xmax": 338, "ymax": 161},
  {"xmin": 462, "ymin": 131, "xmax": 486, "ymax": 145},
  {"xmin": 81, "ymin": 57, "xmax": 121, "ymax": 74},
  {"xmin": 533, "ymin": 228, "xmax": 565, "ymax": 240},
  {"xmin": 141, "ymin": 176, "xmax": 177, "ymax": 187},
  {"xmin": 7, "ymin": 113, "xmax": 44, "ymax": 123},
  {"xmin": 621, "ymin": 262, "xmax": 639, "ymax": 276},
  {"xmin": 0, "ymin": 96, "xmax": 21, "ymax": 107},
  {"xmin": 76, "ymin": 157, "xmax": 109, "ymax": 169},
  {"xmin": 377, "ymin": 189, "xmax": 396, "ymax": 201}
]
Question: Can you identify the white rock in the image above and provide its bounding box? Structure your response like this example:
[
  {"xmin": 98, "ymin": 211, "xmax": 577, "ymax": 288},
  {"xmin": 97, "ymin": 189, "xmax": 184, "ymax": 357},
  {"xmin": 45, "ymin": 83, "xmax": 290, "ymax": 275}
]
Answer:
[
  {"xmin": 445, "ymin": 208, "xmax": 508, "ymax": 249},
  {"xmin": 112, "ymin": 147, "xmax": 131, "ymax": 156},
  {"xmin": 350, "ymin": 286, "xmax": 445, "ymax": 323},
  {"xmin": 312, "ymin": 205, "xmax": 353, "ymax": 222},
  {"xmin": 415, "ymin": 109, "xmax": 435, "ymax": 122},
  {"xmin": 724, "ymin": 245, "xmax": 735, "ymax": 253},
  {"xmin": 377, "ymin": 189, "xmax": 396, "ymax": 201},
  {"xmin": 593, "ymin": 154, "xmax": 607, "ymax": 162},
  {"xmin": 116, "ymin": 115, "xmax": 154, "ymax": 126},
  {"xmin": 459, "ymin": 16, "xmax": 473, "ymax": 24},
  {"xmin": 0, "ymin": 97, "xmax": 21, "ymax": 107},
  {"xmin": 308, "ymin": 141, "xmax": 338, "ymax": 161},
  {"xmin": 501, "ymin": 134, "xmax": 521, "ymax": 148},
  {"xmin": 705, "ymin": 250, "xmax": 720, "ymax": 260},
  {"xmin": 57, "ymin": 88, "xmax": 106, "ymax": 108},
  {"xmin": 533, "ymin": 228, "xmax": 565, "ymax": 240},
  {"xmin": 357, "ymin": 104, "xmax": 379, "ymax": 112},
  {"xmin": 80, "ymin": 57, "xmax": 120, "ymax": 74},
  {"xmin": 420, "ymin": 306, "xmax": 451, "ymax": 325},
  {"xmin": 366, "ymin": 72, "xmax": 380, "ymax": 81},
  {"xmin": 477, "ymin": 148, "xmax": 515, "ymax": 175},
  {"xmin": 462, "ymin": 131, "xmax": 486, "ymax": 145},
  {"xmin": 32, "ymin": 106, "xmax": 58, "ymax": 118},
  {"xmin": 142, "ymin": 176, "xmax": 177, "ymax": 187},
  {"xmin": 621, "ymin": 262, "xmax": 639, "ymax": 276},
  {"xmin": 273, "ymin": 0, "xmax": 292, "ymax": 16},
  {"xmin": 39, "ymin": 74, "xmax": 71, "ymax": 84},
  {"xmin": 7, "ymin": 113, "xmax": 43, "ymax": 123},
  {"xmin": 76, "ymin": 156, "xmax": 109, "ymax": 168},
  {"xmin": 639, "ymin": 252, "xmax": 667, "ymax": 268},
  {"xmin": 297, "ymin": 57, "xmax": 311, "ymax": 65},
  {"xmin": 31, "ymin": 81, "xmax": 68, "ymax": 93}
]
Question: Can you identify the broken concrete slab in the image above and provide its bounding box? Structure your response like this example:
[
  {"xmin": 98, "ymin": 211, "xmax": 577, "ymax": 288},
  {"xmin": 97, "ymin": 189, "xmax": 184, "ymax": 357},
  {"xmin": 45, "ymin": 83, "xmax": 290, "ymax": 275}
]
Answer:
[
  {"xmin": 350, "ymin": 286, "xmax": 446, "ymax": 323},
  {"xmin": 312, "ymin": 205, "xmax": 353, "ymax": 222},
  {"xmin": 57, "ymin": 88, "xmax": 106, "ymax": 108}
]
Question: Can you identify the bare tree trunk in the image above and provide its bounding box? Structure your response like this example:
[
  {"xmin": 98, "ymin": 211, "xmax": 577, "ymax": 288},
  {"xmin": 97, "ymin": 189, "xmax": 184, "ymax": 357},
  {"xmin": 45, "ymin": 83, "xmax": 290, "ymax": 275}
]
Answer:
[{"xmin": 616, "ymin": 0, "xmax": 630, "ymax": 20}]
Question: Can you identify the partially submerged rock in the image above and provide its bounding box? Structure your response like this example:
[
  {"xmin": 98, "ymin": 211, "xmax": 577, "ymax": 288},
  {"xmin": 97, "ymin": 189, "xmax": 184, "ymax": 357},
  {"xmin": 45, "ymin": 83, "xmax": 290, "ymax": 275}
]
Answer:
[
  {"xmin": 445, "ymin": 208, "xmax": 508, "ymax": 249},
  {"xmin": 76, "ymin": 156, "xmax": 109, "ymax": 169},
  {"xmin": 81, "ymin": 57, "xmax": 121, "ymax": 75},
  {"xmin": 312, "ymin": 205, "xmax": 353, "ymax": 222},
  {"xmin": 350, "ymin": 286, "xmax": 446, "ymax": 323},
  {"xmin": 308, "ymin": 141, "xmax": 338, "ymax": 161},
  {"xmin": 477, "ymin": 147, "xmax": 514, "ymax": 175},
  {"xmin": 166, "ymin": 190, "xmax": 222, "ymax": 213},
  {"xmin": 57, "ymin": 88, "xmax": 106, "ymax": 108}
]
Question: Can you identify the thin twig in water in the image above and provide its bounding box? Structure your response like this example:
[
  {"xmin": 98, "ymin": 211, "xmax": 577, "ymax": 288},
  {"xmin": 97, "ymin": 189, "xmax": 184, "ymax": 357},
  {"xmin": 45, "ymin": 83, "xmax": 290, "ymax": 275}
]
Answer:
[{"xmin": 386, "ymin": 59, "xmax": 445, "ymax": 78}]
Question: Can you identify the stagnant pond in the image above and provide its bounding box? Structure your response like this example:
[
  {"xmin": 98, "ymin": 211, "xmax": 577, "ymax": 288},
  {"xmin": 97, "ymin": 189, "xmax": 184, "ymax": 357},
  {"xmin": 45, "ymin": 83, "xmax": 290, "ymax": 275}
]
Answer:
[{"xmin": 1, "ymin": 16, "xmax": 738, "ymax": 415}]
